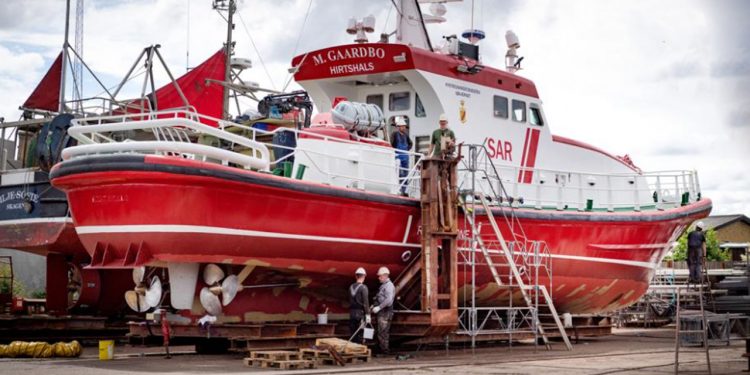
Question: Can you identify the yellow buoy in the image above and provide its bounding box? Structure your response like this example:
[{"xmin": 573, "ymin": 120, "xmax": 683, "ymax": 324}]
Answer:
[{"xmin": 98, "ymin": 340, "xmax": 114, "ymax": 360}]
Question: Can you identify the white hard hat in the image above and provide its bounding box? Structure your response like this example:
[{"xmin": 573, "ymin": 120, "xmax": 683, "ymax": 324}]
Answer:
[
  {"xmin": 439, "ymin": 113, "xmax": 448, "ymax": 122},
  {"xmin": 696, "ymin": 221, "xmax": 705, "ymax": 230},
  {"xmin": 355, "ymin": 267, "xmax": 366, "ymax": 275},
  {"xmin": 395, "ymin": 117, "xmax": 407, "ymax": 126},
  {"xmin": 377, "ymin": 266, "xmax": 390, "ymax": 276}
]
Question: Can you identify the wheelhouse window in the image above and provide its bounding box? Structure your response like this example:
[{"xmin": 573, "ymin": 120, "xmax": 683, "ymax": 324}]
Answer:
[
  {"xmin": 512, "ymin": 99, "xmax": 526, "ymax": 122},
  {"xmin": 389, "ymin": 92, "xmax": 410, "ymax": 111},
  {"xmin": 366, "ymin": 94, "xmax": 384, "ymax": 112},
  {"xmin": 493, "ymin": 95, "xmax": 508, "ymax": 119},
  {"xmin": 529, "ymin": 104, "xmax": 544, "ymax": 126},
  {"xmin": 415, "ymin": 94, "xmax": 426, "ymax": 118}
]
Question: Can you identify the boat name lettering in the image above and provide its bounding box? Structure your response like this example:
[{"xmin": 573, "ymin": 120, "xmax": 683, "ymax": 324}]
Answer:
[
  {"xmin": 445, "ymin": 82, "xmax": 480, "ymax": 98},
  {"xmin": 329, "ymin": 62, "xmax": 375, "ymax": 76},
  {"xmin": 0, "ymin": 190, "xmax": 39, "ymax": 205},
  {"xmin": 92, "ymin": 194, "xmax": 128, "ymax": 203},
  {"xmin": 312, "ymin": 47, "xmax": 386, "ymax": 66}
]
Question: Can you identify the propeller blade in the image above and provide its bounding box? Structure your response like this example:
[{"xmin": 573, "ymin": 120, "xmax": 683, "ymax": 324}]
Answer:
[
  {"xmin": 132, "ymin": 266, "xmax": 146, "ymax": 285},
  {"xmin": 199, "ymin": 287, "xmax": 222, "ymax": 316},
  {"xmin": 125, "ymin": 290, "xmax": 150, "ymax": 312},
  {"xmin": 203, "ymin": 264, "xmax": 225, "ymax": 285},
  {"xmin": 145, "ymin": 276, "xmax": 163, "ymax": 308},
  {"xmin": 221, "ymin": 275, "xmax": 240, "ymax": 306}
]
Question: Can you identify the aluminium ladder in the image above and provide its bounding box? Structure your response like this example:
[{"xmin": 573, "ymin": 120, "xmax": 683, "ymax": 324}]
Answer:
[
  {"xmin": 674, "ymin": 274, "xmax": 712, "ymax": 374},
  {"xmin": 464, "ymin": 192, "xmax": 572, "ymax": 351}
]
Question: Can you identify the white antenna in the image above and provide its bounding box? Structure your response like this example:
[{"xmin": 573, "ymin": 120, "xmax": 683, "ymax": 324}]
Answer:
[
  {"xmin": 346, "ymin": 15, "xmax": 376, "ymax": 44},
  {"xmin": 505, "ymin": 30, "xmax": 522, "ymax": 73}
]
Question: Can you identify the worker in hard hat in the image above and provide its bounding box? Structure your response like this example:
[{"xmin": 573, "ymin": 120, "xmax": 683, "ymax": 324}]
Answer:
[
  {"xmin": 349, "ymin": 267, "xmax": 370, "ymax": 344},
  {"xmin": 371, "ymin": 266, "xmax": 395, "ymax": 355},
  {"xmin": 390, "ymin": 117, "xmax": 413, "ymax": 196},
  {"xmin": 428, "ymin": 113, "xmax": 456, "ymax": 158},
  {"xmin": 687, "ymin": 221, "xmax": 707, "ymax": 284}
]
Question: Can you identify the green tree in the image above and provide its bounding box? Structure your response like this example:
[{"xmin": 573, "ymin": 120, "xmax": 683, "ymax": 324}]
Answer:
[
  {"xmin": 669, "ymin": 228, "xmax": 728, "ymax": 261},
  {"xmin": 0, "ymin": 264, "xmax": 26, "ymax": 297}
]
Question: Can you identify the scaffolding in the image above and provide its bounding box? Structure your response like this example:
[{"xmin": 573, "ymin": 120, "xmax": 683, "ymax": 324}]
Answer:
[{"xmin": 455, "ymin": 144, "xmax": 571, "ymax": 350}]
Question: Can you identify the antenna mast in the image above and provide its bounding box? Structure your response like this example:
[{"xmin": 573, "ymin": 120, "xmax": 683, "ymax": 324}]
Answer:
[
  {"xmin": 73, "ymin": 0, "xmax": 84, "ymax": 112},
  {"xmin": 213, "ymin": 0, "xmax": 235, "ymax": 119},
  {"xmin": 59, "ymin": 0, "xmax": 71, "ymax": 113}
]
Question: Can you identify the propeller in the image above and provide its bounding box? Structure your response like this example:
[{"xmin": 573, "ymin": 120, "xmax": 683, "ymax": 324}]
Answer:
[
  {"xmin": 124, "ymin": 266, "xmax": 163, "ymax": 312},
  {"xmin": 199, "ymin": 264, "xmax": 240, "ymax": 316}
]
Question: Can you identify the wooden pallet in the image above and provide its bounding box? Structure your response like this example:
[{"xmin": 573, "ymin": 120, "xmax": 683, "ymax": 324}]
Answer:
[
  {"xmin": 300, "ymin": 348, "xmax": 371, "ymax": 366},
  {"xmin": 249, "ymin": 350, "xmax": 302, "ymax": 361},
  {"xmin": 243, "ymin": 357, "xmax": 317, "ymax": 370}
]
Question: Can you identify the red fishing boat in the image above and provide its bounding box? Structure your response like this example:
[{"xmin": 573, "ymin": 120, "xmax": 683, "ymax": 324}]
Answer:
[{"xmin": 49, "ymin": 0, "xmax": 709, "ymax": 324}]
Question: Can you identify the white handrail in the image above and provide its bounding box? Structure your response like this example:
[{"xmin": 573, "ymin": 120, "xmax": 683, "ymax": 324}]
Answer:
[{"xmin": 61, "ymin": 141, "xmax": 269, "ymax": 171}]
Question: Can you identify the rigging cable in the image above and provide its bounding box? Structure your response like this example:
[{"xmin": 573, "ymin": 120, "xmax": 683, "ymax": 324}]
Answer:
[
  {"xmin": 236, "ymin": 11, "xmax": 277, "ymax": 90},
  {"xmin": 281, "ymin": 0, "xmax": 314, "ymax": 93}
]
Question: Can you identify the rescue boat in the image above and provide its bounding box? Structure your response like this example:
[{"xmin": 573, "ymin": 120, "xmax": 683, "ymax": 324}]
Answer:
[{"xmin": 49, "ymin": 0, "xmax": 709, "ymax": 321}]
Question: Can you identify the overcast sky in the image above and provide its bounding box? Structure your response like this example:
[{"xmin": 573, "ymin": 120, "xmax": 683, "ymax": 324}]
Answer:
[{"xmin": 0, "ymin": 0, "xmax": 747, "ymax": 216}]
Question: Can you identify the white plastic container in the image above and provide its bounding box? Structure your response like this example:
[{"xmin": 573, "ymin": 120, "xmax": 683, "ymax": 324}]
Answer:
[{"xmin": 317, "ymin": 313, "xmax": 328, "ymax": 324}]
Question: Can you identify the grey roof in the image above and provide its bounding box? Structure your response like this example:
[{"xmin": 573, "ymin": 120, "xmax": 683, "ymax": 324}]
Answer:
[{"xmin": 700, "ymin": 214, "xmax": 750, "ymax": 230}]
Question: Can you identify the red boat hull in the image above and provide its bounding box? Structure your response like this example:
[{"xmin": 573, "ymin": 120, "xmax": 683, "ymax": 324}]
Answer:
[
  {"xmin": 51, "ymin": 155, "xmax": 711, "ymax": 316},
  {"xmin": 0, "ymin": 218, "xmax": 85, "ymax": 259}
]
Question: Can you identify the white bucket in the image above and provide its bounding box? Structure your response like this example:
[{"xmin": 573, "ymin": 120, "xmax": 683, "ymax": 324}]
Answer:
[
  {"xmin": 317, "ymin": 313, "xmax": 328, "ymax": 324},
  {"xmin": 363, "ymin": 327, "xmax": 375, "ymax": 340}
]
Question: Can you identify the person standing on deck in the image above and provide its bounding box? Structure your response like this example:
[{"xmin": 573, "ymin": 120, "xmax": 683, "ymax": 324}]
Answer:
[
  {"xmin": 390, "ymin": 117, "xmax": 413, "ymax": 196},
  {"xmin": 348, "ymin": 267, "xmax": 370, "ymax": 343},
  {"xmin": 687, "ymin": 221, "xmax": 707, "ymax": 284},
  {"xmin": 428, "ymin": 113, "xmax": 456, "ymax": 158},
  {"xmin": 371, "ymin": 266, "xmax": 395, "ymax": 355}
]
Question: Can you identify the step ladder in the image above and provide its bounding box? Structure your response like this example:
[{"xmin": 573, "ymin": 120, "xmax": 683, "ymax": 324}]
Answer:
[
  {"xmin": 674, "ymin": 275, "xmax": 712, "ymax": 373},
  {"xmin": 464, "ymin": 193, "xmax": 572, "ymax": 351}
]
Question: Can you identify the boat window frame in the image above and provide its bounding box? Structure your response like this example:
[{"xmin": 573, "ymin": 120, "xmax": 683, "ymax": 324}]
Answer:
[
  {"xmin": 512, "ymin": 99, "xmax": 526, "ymax": 123},
  {"xmin": 414, "ymin": 93, "xmax": 426, "ymax": 118},
  {"xmin": 493, "ymin": 95, "xmax": 509, "ymax": 119},
  {"xmin": 366, "ymin": 94, "xmax": 384, "ymax": 112},
  {"xmin": 389, "ymin": 91, "xmax": 411, "ymax": 112},
  {"xmin": 529, "ymin": 103, "xmax": 544, "ymax": 126}
]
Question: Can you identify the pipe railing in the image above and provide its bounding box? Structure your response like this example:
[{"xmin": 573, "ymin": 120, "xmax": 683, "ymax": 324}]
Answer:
[{"xmin": 458, "ymin": 144, "xmax": 701, "ymax": 213}]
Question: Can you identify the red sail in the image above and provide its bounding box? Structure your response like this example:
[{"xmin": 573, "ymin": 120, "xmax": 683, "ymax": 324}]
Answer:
[
  {"xmin": 22, "ymin": 52, "xmax": 63, "ymax": 112},
  {"xmin": 151, "ymin": 49, "xmax": 226, "ymax": 125}
]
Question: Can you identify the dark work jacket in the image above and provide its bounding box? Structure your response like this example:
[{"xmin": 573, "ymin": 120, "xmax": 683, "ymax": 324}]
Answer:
[
  {"xmin": 390, "ymin": 131, "xmax": 413, "ymax": 151},
  {"xmin": 687, "ymin": 230, "xmax": 706, "ymax": 249},
  {"xmin": 349, "ymin": 282, "xmax": 369, "ymax": 313}
]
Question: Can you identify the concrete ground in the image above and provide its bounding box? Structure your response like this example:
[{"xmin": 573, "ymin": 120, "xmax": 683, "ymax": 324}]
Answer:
[{"xmin": 0, "ymin": 328, "xmax": 748, "ymax": 374}]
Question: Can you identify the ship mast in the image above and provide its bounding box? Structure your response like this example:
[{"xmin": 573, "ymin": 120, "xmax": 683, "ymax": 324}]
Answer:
[
  {"xmin": 213, "ymin": 0, "xmax": 235, "ymax": 119},
  {"xmin": 59, "ymin": 0, "xmax": 72, "ymax": 113}
]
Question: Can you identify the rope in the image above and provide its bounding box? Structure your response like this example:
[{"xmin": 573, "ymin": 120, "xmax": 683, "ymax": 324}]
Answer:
[
  {"xmin": 236, "ymin": 11, "xmax": 277, "ymax": 90},
  {"xmin": 281, "ymin": 0, "xmax": 314, "ymax": 93}
]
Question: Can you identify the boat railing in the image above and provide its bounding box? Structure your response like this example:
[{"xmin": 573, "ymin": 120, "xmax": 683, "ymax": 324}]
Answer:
[
  {"xmin": 64, "ymin": 110, "xmax": 271, "ymax": 171},
  {"xmin": 458, "ymin": 144, "xmax": 702, "ymax": 212},
  {"xmin": 62, "ymin": 109, "xmax": 426, "ymax": 196}
]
